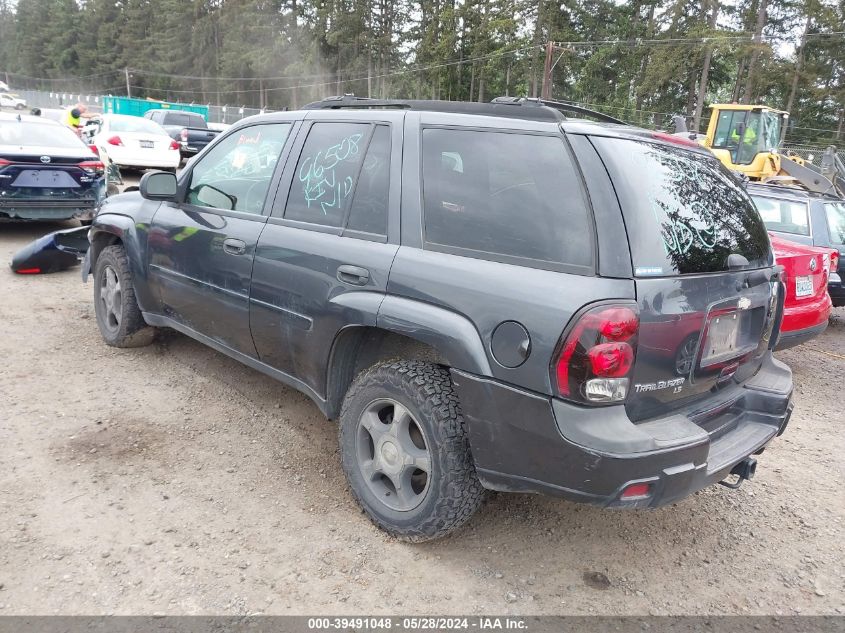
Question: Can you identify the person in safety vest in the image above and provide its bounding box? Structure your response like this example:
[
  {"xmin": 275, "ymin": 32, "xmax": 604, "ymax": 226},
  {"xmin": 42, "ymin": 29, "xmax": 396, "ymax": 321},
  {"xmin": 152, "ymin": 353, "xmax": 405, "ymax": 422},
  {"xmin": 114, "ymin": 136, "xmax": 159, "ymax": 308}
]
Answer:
[
  {"xmin": 63, "ymin": 103, "xmax": 98, "ymax": 136},
  {"xmin": 730, "ymin": 122, "xmax": 757, "ymax": 145}
]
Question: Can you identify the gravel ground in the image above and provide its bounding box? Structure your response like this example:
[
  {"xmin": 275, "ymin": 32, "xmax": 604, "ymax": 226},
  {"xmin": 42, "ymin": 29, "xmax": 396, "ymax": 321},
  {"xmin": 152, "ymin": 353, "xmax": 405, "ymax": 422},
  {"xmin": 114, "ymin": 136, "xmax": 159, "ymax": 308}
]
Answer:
[{"xmin": 0, "ymin": 218, "xmax": 843, "ymax": 616}]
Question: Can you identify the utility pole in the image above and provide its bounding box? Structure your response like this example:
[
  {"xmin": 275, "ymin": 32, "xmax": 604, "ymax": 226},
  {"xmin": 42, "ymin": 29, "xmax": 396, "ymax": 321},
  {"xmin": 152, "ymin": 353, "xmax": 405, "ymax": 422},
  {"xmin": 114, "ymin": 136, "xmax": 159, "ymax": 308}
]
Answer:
[
  {"xmin": 541, "ymin": 42, "xmax": 573, "ymax": 101},
  {"xmin": 541, "ymin": 41, "xmax": 554, "ymax": 100},
  {"xmin": 125, "ymin": 68, "xmax": 131, "ymax": 98}
]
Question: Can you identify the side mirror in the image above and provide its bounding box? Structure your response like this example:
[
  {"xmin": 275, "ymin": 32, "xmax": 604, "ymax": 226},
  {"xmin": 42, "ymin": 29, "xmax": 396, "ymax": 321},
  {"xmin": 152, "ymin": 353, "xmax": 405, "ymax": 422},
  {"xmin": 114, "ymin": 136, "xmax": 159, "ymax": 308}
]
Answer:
[{"xmin": 139, "ymin": 171, "xmax": 177, "ymax": 201}]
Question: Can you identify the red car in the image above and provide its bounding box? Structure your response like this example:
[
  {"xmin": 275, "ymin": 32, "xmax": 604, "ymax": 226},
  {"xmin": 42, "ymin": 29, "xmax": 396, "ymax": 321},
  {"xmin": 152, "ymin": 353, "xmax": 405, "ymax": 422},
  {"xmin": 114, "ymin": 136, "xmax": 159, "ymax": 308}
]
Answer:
[{"xmin": 770, "ymin": 234, "xmax": 836, "ymax": 350}]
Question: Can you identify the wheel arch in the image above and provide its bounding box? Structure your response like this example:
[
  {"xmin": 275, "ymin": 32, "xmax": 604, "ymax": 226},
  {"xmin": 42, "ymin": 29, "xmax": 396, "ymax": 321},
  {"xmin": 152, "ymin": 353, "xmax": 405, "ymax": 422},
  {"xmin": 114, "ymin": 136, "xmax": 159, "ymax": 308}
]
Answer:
[
  {"xmin": 325, "ymin": 298, "xmax": 491, "ymax": 419},
  {"xmin": 88, "ymin": 213, "xmax": 156, "ymax": 313}
]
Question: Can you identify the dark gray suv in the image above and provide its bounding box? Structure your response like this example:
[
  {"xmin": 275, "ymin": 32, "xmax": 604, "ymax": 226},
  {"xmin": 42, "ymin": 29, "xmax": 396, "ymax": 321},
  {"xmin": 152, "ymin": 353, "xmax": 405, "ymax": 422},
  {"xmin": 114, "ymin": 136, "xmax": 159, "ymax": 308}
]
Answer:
[{"xmin": 84, "ymin": 97, "xmax": 794, "ymax": 541}]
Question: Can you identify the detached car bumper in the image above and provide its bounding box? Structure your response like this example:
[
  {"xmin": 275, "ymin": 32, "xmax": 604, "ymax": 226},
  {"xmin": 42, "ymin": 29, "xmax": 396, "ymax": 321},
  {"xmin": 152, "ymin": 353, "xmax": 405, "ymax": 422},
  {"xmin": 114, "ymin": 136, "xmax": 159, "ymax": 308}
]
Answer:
[{"xmin": 452, "ymin": 352, "xmax": 792, "ymax": 508}]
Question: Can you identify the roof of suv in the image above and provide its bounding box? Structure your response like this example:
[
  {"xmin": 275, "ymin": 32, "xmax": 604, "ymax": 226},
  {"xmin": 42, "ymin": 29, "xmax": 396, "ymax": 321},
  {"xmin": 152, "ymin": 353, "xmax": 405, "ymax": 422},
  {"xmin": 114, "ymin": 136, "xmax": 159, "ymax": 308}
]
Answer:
[
  {"xmin": 240, "ymin": 95, "xmax": 714, "ymax": 156},
  {"xmin": 301, "ymin": 95, "xmax": 628, "ymax": 124}
]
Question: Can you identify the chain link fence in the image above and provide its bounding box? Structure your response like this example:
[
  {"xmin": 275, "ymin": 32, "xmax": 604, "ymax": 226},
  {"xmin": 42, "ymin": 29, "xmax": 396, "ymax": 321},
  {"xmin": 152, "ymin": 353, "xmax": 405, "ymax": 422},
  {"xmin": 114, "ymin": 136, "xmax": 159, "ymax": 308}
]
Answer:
[
  {"xmin": 4, "ymin": 89, "xmax": 273, "ymax": 124},
  {"xmin": 781, "ymin": 144, "xmax": 845, "ymax": 166}
]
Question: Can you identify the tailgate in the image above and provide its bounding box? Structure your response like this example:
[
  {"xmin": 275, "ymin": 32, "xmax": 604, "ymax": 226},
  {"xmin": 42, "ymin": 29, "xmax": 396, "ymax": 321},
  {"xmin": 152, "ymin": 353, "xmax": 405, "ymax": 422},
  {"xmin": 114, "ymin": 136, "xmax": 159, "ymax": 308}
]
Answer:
[
  {"xmin": 590, "ymin": 135, "xmax": 779, "ymax": 424},
  {"xmin": 631, "ymin": 270, "xmax": 777, "ymax": 422}
]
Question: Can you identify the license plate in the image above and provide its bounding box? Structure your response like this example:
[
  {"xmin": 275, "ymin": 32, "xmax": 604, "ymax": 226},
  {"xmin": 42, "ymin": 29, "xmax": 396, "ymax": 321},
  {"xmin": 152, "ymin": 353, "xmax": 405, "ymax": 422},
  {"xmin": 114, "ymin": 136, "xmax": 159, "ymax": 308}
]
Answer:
[
  {"xmin": 139, "ymin": 140, "xmax": 154, "ymax": 149},
  {"xmin": 702, "ymin": 313, "xmax": 741, "ymax": 365},
  {"xmin": 11, "ymin": 170, "xmax": 79, "ymax": 188},
  {"xmin": 795, "ymin": 275, "xmax": 813, "ymax": 298}
]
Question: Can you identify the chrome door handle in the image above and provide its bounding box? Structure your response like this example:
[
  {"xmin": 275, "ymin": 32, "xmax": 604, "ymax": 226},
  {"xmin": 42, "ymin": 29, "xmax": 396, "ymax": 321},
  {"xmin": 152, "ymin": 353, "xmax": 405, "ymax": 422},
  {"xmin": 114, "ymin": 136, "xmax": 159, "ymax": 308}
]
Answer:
[
  {"xmin": 337, "ymin": 264, "xmax": 370, "ymax": 286},
  {"xmin": 223, "ymin": 238, "xmax": 246, "ymax": 255}
]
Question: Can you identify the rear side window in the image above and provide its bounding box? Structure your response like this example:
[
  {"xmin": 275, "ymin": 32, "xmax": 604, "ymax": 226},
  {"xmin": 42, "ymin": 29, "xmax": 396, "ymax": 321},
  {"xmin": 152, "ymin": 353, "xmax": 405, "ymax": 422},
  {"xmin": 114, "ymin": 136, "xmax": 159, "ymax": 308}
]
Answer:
[
  {"xmin": 751, "ymin": 195, "xmax": 810, "ymax": 236},
  {"xmin": 285, "ymin": 122, "xmax": 370, "ymax": 228},
  {"xmin": 825, "ymin": 202, "xmax": 845, "ymax": 245},
  {"xmin": 593, "ymin": 137, "xmax": 770, "ymax": 276},
  {"xmin": 421, "ymin": 128, "xmax": 592, "ymax": 269},
  {"xmin": 346, "ymin": 125, "xmax": 390, "ymax": 236}
]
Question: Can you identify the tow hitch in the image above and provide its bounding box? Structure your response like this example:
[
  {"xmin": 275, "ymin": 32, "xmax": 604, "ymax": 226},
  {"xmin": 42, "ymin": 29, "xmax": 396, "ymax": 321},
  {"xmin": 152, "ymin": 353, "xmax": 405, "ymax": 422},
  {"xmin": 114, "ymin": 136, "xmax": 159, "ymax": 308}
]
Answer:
[{"xmin": 718, "ymin": 457, "xmax": 757, "ymax": 490}]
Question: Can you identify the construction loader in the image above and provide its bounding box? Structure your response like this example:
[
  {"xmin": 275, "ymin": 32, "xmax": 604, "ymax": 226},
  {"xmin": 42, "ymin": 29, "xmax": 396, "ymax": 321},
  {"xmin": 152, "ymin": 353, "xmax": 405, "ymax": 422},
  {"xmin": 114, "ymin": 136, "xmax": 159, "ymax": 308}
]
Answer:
[{"xmin": 674, "ymin": 103, "xmax": 845, "ymax": 197}]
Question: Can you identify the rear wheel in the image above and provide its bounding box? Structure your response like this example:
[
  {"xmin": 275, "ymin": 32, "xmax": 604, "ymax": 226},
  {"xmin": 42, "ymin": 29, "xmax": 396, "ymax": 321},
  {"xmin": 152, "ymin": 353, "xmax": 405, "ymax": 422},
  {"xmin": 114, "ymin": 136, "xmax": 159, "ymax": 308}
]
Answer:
[
  {"xmin": 93, "ymin": 244, "xmax": 155, "ymax": 347},
  {"xmin": 339, "ymin": 360, "xmax": 485, "ymax": 541}
]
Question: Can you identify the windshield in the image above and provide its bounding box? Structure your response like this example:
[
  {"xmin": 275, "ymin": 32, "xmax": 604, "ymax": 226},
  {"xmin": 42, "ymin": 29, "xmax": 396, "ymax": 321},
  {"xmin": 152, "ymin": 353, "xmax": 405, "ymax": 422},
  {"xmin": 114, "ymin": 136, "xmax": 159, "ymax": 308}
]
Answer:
[
  {"xmin": 109, "ymin": 117, "xmax": 166, "ymax": 135},
  {"xmin": 825, "ymin": 202, "xmax": 845, "ymax": 245},
  {"xmin": 751, "ymin": 195, "xmax": 810, "ymax": 236},
  {"xmin": 0, "ymin": 120, "xmax": 86, "ymax": 149},
  {"xmin": 593, "ymin": 137, "xmax": 771, "ymax": 276},
  {"xmin": 762, "ymin": 111, "xmax": 782, "ymax": 150}
]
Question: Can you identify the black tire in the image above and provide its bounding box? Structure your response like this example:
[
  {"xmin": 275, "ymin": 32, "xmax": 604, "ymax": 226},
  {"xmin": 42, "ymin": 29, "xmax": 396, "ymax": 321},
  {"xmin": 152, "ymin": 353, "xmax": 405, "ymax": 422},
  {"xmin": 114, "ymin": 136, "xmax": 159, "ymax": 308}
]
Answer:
[
  {"xmin": 93, "ymin": 244, "xmax": 155, "ymax": 348},
  {"xmin": 339, "ymin": 360, "xmax": 486, "ymax": 541}
]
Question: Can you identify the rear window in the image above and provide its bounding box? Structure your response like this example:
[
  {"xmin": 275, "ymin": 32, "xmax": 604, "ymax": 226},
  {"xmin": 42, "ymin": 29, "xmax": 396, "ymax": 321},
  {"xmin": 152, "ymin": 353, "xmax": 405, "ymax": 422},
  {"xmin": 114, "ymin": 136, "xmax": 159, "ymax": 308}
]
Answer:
[
  {"xmin": 421, "ymin": 128, "xmax": 592, "ymax": 270},
  {"xmin": 0, "ymin": 120, "xmax": 85, "ymax": 149},
  {"xmin": 751, "ymin": 195, "xmax": 810, "ymax": 236},
  {"xmin": 109, "ymin": 117, "xmax": 166, "ymax": 135},
  {"xmin": 593, "ymin": 137, "xmax": 770, "ymax": 276},
  {"xmin": 164, "ymin": 112, "xmax": 203, "ymax": 128}
]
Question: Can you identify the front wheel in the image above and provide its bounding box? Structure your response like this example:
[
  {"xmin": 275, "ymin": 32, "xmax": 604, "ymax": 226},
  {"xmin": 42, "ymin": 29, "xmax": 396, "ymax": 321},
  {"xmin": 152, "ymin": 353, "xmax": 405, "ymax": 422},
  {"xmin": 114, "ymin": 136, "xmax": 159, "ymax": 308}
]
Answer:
[
  {"xmin": 93, "ymin": 244, "xmax": 155, "ymax": 347},
  {"xmin": 339, "ymin": 360, "xmax": 486, "ymax": 541}
]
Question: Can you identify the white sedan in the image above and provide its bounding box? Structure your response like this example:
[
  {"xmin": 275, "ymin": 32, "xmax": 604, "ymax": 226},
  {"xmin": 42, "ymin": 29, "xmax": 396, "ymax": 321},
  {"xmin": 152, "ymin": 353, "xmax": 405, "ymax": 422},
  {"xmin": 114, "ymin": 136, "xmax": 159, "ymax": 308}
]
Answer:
[
  {"xmin": 83, "ymin": 114, "xmax": 180, "ymax": 171},
  {"xmin": 0, "ymin": 93, "xmax": 27, "ymax": 109}
]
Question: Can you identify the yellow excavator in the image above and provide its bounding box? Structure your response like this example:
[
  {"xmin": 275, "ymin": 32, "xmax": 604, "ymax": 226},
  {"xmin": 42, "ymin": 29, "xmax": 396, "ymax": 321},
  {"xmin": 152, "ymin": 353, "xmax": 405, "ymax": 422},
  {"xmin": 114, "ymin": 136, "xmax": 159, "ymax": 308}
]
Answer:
[{"xmin": 674, "ymin": 103, "xmax": 844, "ymax": 197}]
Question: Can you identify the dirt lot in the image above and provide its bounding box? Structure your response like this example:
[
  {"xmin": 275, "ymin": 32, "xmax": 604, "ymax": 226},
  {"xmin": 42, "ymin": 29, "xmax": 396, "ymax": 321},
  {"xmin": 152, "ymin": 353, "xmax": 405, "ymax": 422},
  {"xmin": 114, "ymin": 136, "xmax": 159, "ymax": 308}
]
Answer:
[{"xmin": 1, "ymin": 218, "xmax": 844, "ymax": 616}]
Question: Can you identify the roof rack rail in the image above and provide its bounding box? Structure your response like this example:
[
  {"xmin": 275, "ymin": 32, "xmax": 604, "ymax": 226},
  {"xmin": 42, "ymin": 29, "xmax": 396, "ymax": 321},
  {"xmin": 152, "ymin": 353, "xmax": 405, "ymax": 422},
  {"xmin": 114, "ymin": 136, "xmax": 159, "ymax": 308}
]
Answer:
[
  {"xmin": 302, "ymin": 95, "xmax": 412, "ymax": 110},
  {"xmin": 301, "ymin": 94, "xmax": 626, "ymax": 125},
  {"xmin": 489, "ymin": 97, "xmax": 625, "ymax": 125}
]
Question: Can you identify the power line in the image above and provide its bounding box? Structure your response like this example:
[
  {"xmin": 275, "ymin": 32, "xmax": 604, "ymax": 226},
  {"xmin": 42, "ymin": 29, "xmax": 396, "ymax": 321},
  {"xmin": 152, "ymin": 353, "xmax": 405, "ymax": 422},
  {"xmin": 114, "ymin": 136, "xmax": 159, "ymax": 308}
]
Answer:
[
  {"xmin": 550, "ymin": 31, "xmax": 845, "ymax": 48},
  {"xmin": 125, "ymin": 44, "xmax": 544, "ymax": 95},
  {"xmin": 0, "ymin": 69, "xmax": 124, "ymax": 82}
]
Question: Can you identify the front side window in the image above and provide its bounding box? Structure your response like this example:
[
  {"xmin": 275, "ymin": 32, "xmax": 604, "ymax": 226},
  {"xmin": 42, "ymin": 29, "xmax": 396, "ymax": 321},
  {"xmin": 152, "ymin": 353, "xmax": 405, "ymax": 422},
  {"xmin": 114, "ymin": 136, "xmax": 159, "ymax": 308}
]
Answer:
[
  {"xmin": 421, "ymin": 128, "xmax": 592, "ymax": 268},
  {"xmin": 751, "ymin": 195, "xmax": 810, "ymax": 236},
  {"xmin": 187, "ymin": 123, "xmax": 291, "ymax": 215},
  {"xmin": 712, "ymin": 110, "xmax": 762, "ymax": 165},
  {"xmin": 594, "ymin": 137, "xmax": 770, "ymax": 276},
  {"xmin": 826, "ymin": 202, "xmax": 845, "ymax": 245}
]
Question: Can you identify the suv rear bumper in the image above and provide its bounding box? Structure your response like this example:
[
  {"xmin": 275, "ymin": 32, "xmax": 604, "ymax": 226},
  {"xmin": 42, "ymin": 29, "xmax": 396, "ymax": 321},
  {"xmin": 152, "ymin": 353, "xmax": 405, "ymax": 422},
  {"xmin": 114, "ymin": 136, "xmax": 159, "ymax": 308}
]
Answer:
[{"xmin": 452, "ymin": 352, "xmax": 792, "ymax": 508}]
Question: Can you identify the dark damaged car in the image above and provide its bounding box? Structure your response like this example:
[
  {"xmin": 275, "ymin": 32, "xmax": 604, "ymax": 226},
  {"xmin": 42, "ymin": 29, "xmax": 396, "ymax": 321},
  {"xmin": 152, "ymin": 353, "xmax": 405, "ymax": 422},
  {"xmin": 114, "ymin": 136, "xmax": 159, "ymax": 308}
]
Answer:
[
  {"xmin": 0, "ymin": 112, "xmax": 105, "ymax": 222},
  {"xmin": 83, "ymin": 97, "xmax": 794, "ymax": 541}
]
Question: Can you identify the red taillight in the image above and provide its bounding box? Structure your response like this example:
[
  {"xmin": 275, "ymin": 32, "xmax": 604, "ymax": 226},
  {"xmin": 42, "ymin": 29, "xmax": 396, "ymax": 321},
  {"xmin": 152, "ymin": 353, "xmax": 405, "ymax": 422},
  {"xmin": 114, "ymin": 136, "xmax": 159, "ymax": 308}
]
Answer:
[
  {"xmin": 554, "ymin": 304, "xmax": 639, "ymax": 403},
  {"xmin": 78, "ymin": 160, "xmax": 105, "ymax": 175},
  {"xmin": 651, "ymin": 131, "xmax": 700, "ymax": 148},
  {"xmin": 88, "ymin": 144, "xmax": 100, "ymax": 158},
  {"xmin": 620, "ymin": 482, "xmax": 651, "ymax": 499},
  {"xmin": 15, "ymin": 268, "xmax": 42, "ymax": 274},
  {"xmin": 588, "ymin": 342, "xmax": 634, "ymax": 377},
  {"xmin": 169, "ymin": 140, "xmax": 180, "ymax": 151},
  {"xmin": 0, "ymin": 158, "xmax": 11, "ymax": 167},
  {"xmin": 180, "ymin": 129, "xmax": 188, "ymax": 142},
  {"xmin": 107, "ymin": 135, "xmax": 123, "ymax": 146}
]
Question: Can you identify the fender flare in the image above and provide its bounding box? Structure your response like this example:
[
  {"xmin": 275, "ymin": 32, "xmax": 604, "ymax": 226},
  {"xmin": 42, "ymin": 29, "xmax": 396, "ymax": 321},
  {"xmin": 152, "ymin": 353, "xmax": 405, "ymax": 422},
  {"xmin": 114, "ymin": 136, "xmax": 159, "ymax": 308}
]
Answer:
[
  {"xmin": 377, "ymin": 295, "xmax": 492, "ymax": 375},
  {"xmin": 87, "ymin": 213, "xmax": 156, "ymax": 313}
]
